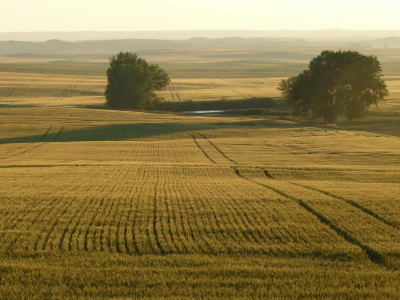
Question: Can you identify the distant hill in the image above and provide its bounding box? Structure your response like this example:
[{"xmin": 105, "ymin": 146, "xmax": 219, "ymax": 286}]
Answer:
[
  {"xmin": 0, "ymin": 36, "xmax": 389, "ymax": 55},
  {"xmin": 370, "ymin": 36, "xmax": 400, "ymax": 47},
  {"xmin": 0, "ymin": 40, "xmax": 86, "ymax": 54},
  {"xmin": 1, "ymin": 30, "xmax": 400, "ymax": 42},
  {"xmin": 0, "ymin": 39, "xmax": 188, "ymax": 54}
]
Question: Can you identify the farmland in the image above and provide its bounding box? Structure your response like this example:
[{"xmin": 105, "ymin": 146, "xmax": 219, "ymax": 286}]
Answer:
[
  {"xmin": 0, "ymin": 72, "xmax": 284, "ymax": 106},
  {"xmin": 1, "ymin": 51, "xmax": 400, "ymax": 299},
  {"xmin": 1, "ymin": 71, "xmax": 400, "ymax": 105}
]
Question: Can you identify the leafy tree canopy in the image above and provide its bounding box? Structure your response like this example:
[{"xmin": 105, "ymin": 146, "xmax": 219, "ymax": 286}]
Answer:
[
  {"xmin": 278, "ymin": 50, "xmax": 389, "ymax": 122},
  {"xmin": 105, "ymin": 52, "xmax": 170, "ymax": 109}
]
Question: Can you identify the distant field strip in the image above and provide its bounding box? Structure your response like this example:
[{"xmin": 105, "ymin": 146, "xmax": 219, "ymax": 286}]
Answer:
[
  {"xmin": 159, "ymin": 78, "xmax": 284, "ymax": 101},
  {"xmin": 1, "ymin": 73, "xmax": 400, "ymax": 107},
  {"xmin": 0, "ymin": 72, "xmax": 105, "ymax": 98},
  {"xmin": 0, "ymin": 72, "xmax": 286, "ymax": 105}
]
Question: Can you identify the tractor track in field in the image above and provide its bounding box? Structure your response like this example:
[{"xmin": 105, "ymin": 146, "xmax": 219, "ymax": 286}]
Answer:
[
  {"xmin": 0, "ymin": 143, "xmax": 34, "ymax": 158},
  {"xmin": 0, "ymin": 80, "xmax": 29, "ymax": 100},
  {"xmin": 60, "ymin": 80, "xmax": 81, "ymax": 97},
  {"xmin": 187, "ymin": 132, "xmax": 216, "ymax": 164},
  {"xmin": 225, "ymin": 86, "xmax": 251, "ymax": 99},
  {"xmin": 52, "ymin": 127, "xmax": 63, "ymax": 142},
  {"xmin": 195, "ymin": 132, "xmax": 238, "ymax": 165},
  {"xmin": 0, "ymin": 87, "xmax": 14, "ymax": 99},
  {"xmin": 232, "ymin": 167, "xmax": 393, "ymax": 270},
  {"xmin": 1, "ymin": 126, "xmax": 64, "ymax": 160},
  {"xmin": 38, "ymin": 127, "xmax": 52, "ymax": 142},
  {"xmin": 2, "ymin": 127, "xmax": 52, "ymax": 160},
  {"xmin": 290, "ymin": 182, "xmax": 400, "ymax": 231},
  {"xmin": 208, "ymin": 80, "xmax": 220, "ymax": 89}
]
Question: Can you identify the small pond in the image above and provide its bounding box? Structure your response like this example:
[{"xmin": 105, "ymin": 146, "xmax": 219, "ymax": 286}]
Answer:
[{"xmin": 182, "ymin": 110, "xmax": 224, "ymax": 114}]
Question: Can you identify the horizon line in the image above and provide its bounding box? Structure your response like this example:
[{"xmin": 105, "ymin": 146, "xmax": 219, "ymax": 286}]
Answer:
[{"xmin": 1, "ymin": 29, "xmax": 400, "ymax": 33}]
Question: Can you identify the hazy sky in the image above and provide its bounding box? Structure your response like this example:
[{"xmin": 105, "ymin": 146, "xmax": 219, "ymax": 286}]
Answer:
[{"xmin": 2, "ymin": 0, "xmax": 399, "ymax": 31}]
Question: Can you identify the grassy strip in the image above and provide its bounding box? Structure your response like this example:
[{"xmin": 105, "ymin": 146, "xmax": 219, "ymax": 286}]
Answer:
[{"xmin": 152, "ymin": 97, "xmax": 281, "ymax": 112}]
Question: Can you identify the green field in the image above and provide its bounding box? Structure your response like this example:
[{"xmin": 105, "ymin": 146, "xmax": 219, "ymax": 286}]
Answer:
[{"xmin": 1, "ymin": 50, "xmax": 400, "ymax": 299}]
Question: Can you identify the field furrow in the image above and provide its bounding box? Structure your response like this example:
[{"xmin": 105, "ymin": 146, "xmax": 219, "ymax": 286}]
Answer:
[
  {"xmin": 300, "ymin": 181, "xmax": 400, "ymax": 229},
  {"xmin": 187, "ymin": 132, "xmax": 217, "ymax": 164},
  {"xmin": 237, "ymin": 167, "xmax": 400, "ymax": 268},
  {"xmin": 292, "ymin": 182, "xmax": 400, "ymax": 230}
]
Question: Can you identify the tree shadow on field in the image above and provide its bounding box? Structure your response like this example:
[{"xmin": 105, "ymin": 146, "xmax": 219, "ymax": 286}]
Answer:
[
  {"xmin": 0, "ymin": 104, "xmax": 36, "ymax": 108},
  {"xmin": 0, "ymin": 119, "xmax": 305, "ymax": 144}
]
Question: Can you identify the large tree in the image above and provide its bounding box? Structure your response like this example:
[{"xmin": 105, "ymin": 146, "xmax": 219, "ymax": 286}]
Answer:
[
  {"xmin": 105, "ymin": 52, "xmax": 170, "ymax": 109},
  {"xmin": 278, "ymin": 50, "xmax": 389, "ymax": 122}
]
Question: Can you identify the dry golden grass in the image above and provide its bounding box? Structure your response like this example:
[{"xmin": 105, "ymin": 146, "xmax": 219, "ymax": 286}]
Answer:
[
  {"xmin": 1, "ymin": 64, "xmax": 400, "ymax": 298},
  {"xmin": 0, "ymin": 72, "xmax": 285, "ymax": 107},
  {"xmin": 1, "ymin": 72, "xmax": 399, "ymax": 108},
  {"xmin": 158, "ymin": 77, "xmax": 284, "ymax": 101}
]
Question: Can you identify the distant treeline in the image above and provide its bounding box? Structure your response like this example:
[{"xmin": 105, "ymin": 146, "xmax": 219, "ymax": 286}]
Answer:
[{"xmin": 152, "ymin": 97, "xmax": 281, "ymax": 112}]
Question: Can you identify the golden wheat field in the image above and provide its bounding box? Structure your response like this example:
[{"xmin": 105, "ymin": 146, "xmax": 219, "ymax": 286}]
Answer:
[
  {"xmin": 1, "ymin": 66, "xmax": 400, "ymax": 299},
  {"xmin": 1, "ymin": 71, "xmax": 400, "ymax": 107},
  {"xmin": 0, "ymin": 71, "xmax": 287, "ymax": 107}
]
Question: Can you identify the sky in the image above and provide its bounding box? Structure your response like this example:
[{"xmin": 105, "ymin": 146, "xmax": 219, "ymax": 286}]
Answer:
[{"xmin": 1, "ymin": 0, "xmax": 399, "ymax": 32}]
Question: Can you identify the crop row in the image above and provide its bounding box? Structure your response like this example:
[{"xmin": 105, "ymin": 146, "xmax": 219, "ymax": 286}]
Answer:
[{"xmin": 0, "ymin": 165, "xmax": 366, "ymax": 259}]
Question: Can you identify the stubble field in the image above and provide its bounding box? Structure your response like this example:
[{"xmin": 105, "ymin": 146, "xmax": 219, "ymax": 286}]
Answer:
[{"xmin": 1, "ymin": 52, "xmax": 400, "ymax": 299}]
